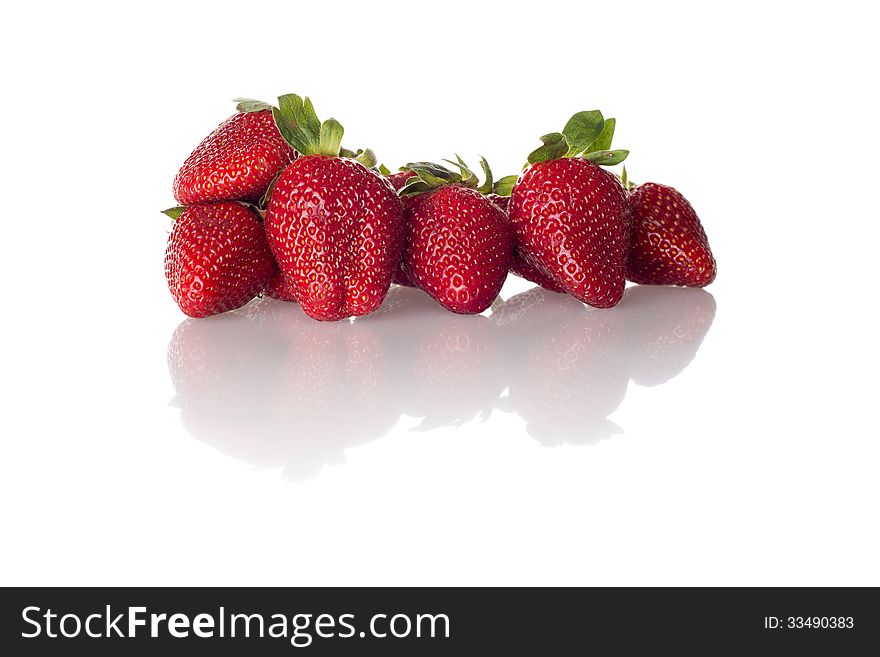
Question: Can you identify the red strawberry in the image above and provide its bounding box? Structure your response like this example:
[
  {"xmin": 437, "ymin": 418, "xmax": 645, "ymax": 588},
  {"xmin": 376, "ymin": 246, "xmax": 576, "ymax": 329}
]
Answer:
[
  {"xmin": 392, "ymin": 242, "xmax": 419, "ymax": 288},
  {"xmin": 486, "ymin": 192, "xmax": 509, "ymax": 212},
  {"xmin": 509, "ymin": 111, "xmax": 631, "ymax": 308},
  {"xmin": 164, "ymin": 202, "xmax": 277, "ymax": 318},
  {"xmin": 173, "ymin": 99, "xmax": 297, "ymax": 205},
  {"xmin": 488, "ymin": 193, "xmax": 564, "ymax": 293},
  {"xmin": 263, "ymin": 270, "xmax": 298, "ymax": 303},
  {"xmin": 397, "ymin": 160, "xmax": 512, "ymax": 314},
  {"xmin": 263, "ymin": 95, "xmax": 404, "ymax": 321},
  {"xmin": 625, "ymin": 179, "xmax": 716, "ymax": 287}
]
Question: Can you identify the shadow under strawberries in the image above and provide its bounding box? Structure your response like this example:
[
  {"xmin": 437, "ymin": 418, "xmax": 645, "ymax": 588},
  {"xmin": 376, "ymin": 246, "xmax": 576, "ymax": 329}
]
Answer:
[{"xmin": 167, "ymin": 285, "xmax": 716, "ymax": 481}]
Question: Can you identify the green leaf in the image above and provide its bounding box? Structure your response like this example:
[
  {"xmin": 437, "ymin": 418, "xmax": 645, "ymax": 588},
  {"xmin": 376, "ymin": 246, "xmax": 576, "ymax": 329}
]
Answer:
[
  {"xmin": 161, "ymin": 206, "xmax": 186, "ymax": 220},
  {"xmin": 398, "ymin": 179, "xmax": 434, "ymax": 196},
  {"xmin": 476, "ymin": 156, "xmax": 493, "ymax": 194},
  {"xmin": 272, "ymin": 99, "xmax": 307, "ymax": 154},
  {"xmin": 272, "ymin": 94, "xmax": 326, "ymax": 155},
  {"xmin": 378, "ymin": 163, "xmax": 391, "ymax": 176},
  {"xmin": 407, "ymin": 162, "xmax": 460, "ymax": 183},
  {"xmin": 299, "ymin": 97, "xmax": 321, "ymax": 144},
  {"xmin": 317, "ymin": 118, "xmax": 344, "ymax": 157},
  {"xmin": 233, "ymin": 97, "xmax": 274, "ymax": 113},
  {"xmin": 619, "ymin": 165, "xmax": 636, "ymax": 191},
  {"xmin": 493, "ymin": 176, "xmax": 518, "ymax": 197},
  {"xmin": 562, "ymin": 111, "xmax": 605, "ymax": 157},
  {"xmin": 416, "ymin": 169, "xmax": 455, "ymax": 188},
  {"xmin": 442, "ymin": 155, "xmax": 478, "ymax": 187},
  {"xmin": 401, "ymin": 159, "xmax": 482, "ymax": 195},
  {"xmin": 527, "ymin": 132, "xmax": 568, "ymax": 164},
  {"xmin": 354, "ymin": 148, "xmax": 377, "ymax": 168},
  {"xmin": 583, "ymin": 149, "xmax": 629, "ymax": 166},
  {"xmin": 493, "ymin": 175, "xmax": 519, "ymax": 197},
  {"xmin": 585, "ymin": 117, "xmax": 615, "ymax": 153}
]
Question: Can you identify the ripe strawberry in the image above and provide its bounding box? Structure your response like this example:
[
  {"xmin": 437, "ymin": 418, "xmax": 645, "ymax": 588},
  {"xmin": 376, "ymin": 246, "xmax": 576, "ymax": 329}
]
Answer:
[
  {"xmin": 164, "ymin": 202, "xmax": 277, "ymax": 318},
  {"xmin": 508, "ymin": 111, "xmax": 631, "ymax": 308},
  {"xmin": 263, "ymin": 94, "xmax": 404, "ymax": 321},
  {"xmin": 397, "ymin": 159, "xmax": 512, "ymax": 314},
  {"xmin": 486, "ymin": 192, "xmax": 508, "ymax": 212},
  {"xmin": 391, "ymin": 244, "xmax": 419, "ymax": 288},
  {"xmin": 173, "ymin": 99, "xmax": 297, "ymax": 205},
  {"xmin": 625, "ymin": 178, "xmax": 717, "ymax": 287},
  {"xmin": 488, "ymin": 193, "xmax": 564, "ymax": 293},
  {"xmin": 263, "ymin": 270, "xmax": 298, "ymax": 303}
]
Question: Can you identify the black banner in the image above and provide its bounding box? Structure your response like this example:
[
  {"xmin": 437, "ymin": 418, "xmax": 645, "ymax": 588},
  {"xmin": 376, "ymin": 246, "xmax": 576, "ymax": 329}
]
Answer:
[{"xmin": 1, "ymin": 587, "xmax": 876, "ymax": 654}]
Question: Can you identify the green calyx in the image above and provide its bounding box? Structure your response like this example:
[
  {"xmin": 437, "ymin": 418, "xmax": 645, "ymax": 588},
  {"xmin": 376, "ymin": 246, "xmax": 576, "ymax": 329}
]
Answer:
[
  {"xmin": 399, "ymin": 155, "xmax": 495, "ymax": 197},
  {"xmin": 527, "ymin": 110, "xmax": 629, "ymax": 167},
  {"xmin": 234, "ymin": 94, "xmax": 375, "ymax": 161},
  {"xmin": 620, "ymin": 166, "xmax": 636, "ymax": 191},
  {"xmin": 161, "ymin": 206, "xmax": 186, "ymax": 220},
  {"xmin": 272, "ymin": 94, "xmax": 343, "ymax": 157},
  {"xmin": 492, "ymin": 175, "xmax": 519, "ymax": 197},
  {"xmin": 233, "ymin": 98, "xmax": 275, "ymax": 113},
  {"xmin": 340, "ymin": 147, "xmax": 378, "ymax": 168}
]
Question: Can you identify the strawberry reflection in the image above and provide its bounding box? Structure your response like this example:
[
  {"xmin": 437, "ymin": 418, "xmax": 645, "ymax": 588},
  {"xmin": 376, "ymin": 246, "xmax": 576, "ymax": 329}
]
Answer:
[
  {"xmin": 492, "ymin": 285, "xmax": 715, "ymax": 444},
  {"xmin": 493, "ymin": 289, "xmax": 628, "ymax": 444},
  {"xmin": 362, "ymin": 287, "xmax": 507, "ymax": 430},
  {"xmin": 620, "ymin": 286, "xmax": 717, "ymax": 386},
  {"xmin": 168, "ymin": 299, "xmax": 401, "ymax": 481},
  {"xmin": 167, "ymin": 285, "xmax": 715, "ymax": 479}
]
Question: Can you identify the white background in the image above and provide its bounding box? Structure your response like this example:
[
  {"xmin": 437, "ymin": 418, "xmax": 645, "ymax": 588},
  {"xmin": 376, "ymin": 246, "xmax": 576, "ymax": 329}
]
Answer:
[{"xmin": 2, "ymin": 1, "xmax": 878, "ymax": 586}]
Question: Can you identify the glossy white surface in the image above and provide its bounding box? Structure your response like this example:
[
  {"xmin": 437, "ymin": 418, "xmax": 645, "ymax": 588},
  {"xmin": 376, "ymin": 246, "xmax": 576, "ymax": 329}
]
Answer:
[{"xmin": 2, "ymin": 1, "xmax": 878, "ymax": 586}]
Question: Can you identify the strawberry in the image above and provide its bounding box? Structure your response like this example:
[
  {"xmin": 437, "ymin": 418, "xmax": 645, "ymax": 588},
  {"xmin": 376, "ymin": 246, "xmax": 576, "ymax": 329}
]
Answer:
[
  {"xmin": 263, "ymin": 94, "xmax": 404, "ymax": 321},
  {"xmin": 508, "ymin": 111, "xmax": 631, "ymax": 308},
  {"xmin": 263, "ymin": 270, "xmax": 298, "ymax": 303},
  {"xmin": 486, "ymin": 192, "xmax": 509, "ymax": 212},
  {"xmin": 173, "ymin": 99, "xmax": 297, "ymax": 205},
  {"xmin": 391, "ymin": 245, "xmax": 419, "ymax": 288},
  {"xmin": 488, "ymin": 192, "xmax": 564, "ymax": 293},
  {"xmin": 624, "ymin": 175, "xmax": 717, "ymax": 287},
  {"xmin": 396, "ymin": 158, "xmax": 513, "ymax": 314},
  {"xmin": 163, "ymin": 202, "xmax": 277, "ymax": 318},
  {"xmin": 383, "ymin": 168, "xmax": 419, "ymax": 289}
]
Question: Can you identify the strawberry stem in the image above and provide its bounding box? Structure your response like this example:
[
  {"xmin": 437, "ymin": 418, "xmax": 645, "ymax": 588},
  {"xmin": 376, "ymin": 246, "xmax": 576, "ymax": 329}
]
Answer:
[
  {"xmin": 233, "ymin": 98, "xmax": 274, "ymax": 113},
  {"xmin": 399, "ymin": 157, "xmax": 493, "ymax": 197},
  {"xmin": 527, "ymin": 110, "xmax": 629, "ymax": 167}
]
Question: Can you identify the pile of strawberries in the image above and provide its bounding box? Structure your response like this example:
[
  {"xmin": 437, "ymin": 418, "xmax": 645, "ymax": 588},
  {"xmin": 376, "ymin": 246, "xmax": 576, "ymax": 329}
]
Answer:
[{"xmin": 164, "ymin": 94, "xmax": 716, "ymax": 321}]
